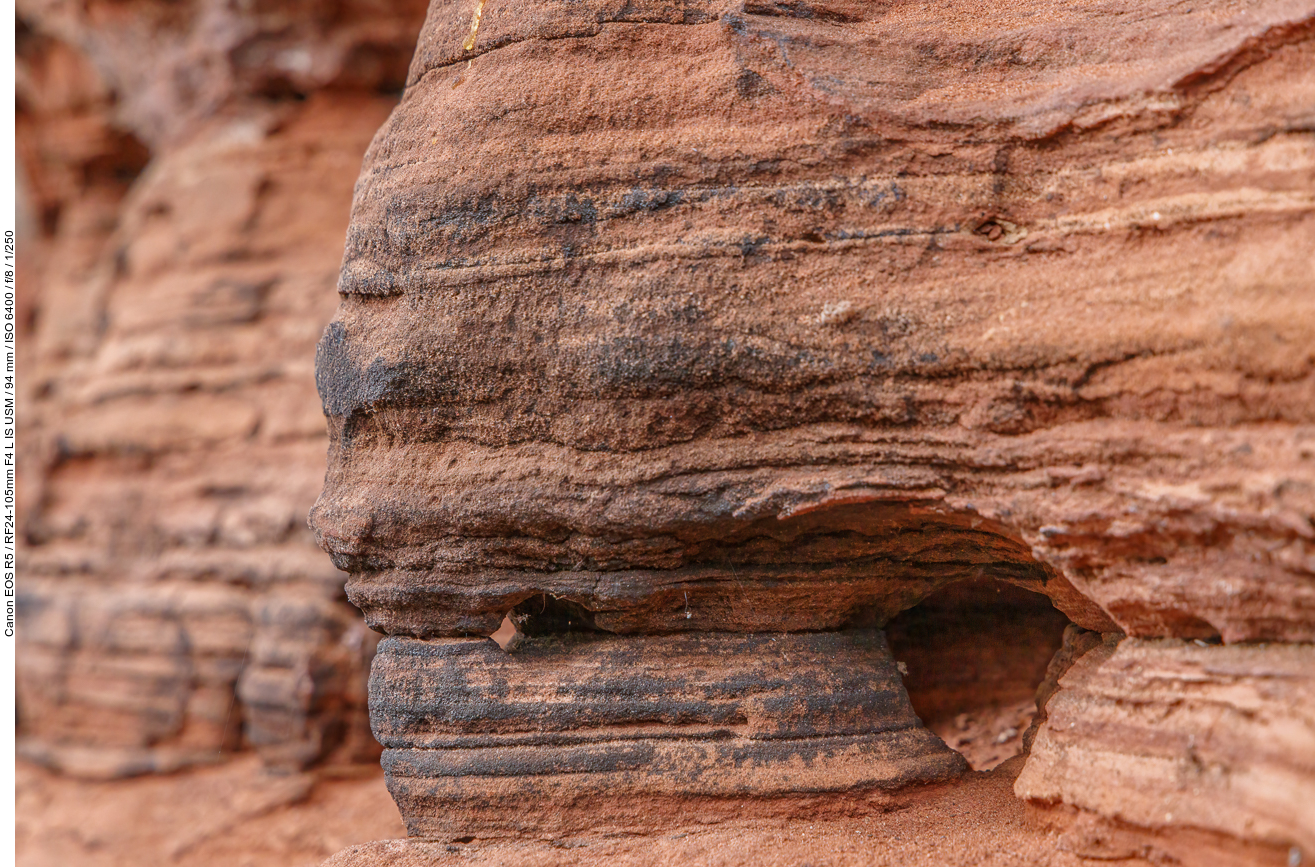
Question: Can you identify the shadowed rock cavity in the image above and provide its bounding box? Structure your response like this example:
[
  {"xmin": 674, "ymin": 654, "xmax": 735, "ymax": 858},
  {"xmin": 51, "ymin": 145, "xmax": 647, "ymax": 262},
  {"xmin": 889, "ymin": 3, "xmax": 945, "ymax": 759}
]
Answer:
[
  {"xmin": 884, "ymin": 580, "xmax": 1072, "ymax": 771},
  {"xmin": 343, "ymin": 495, "xmax": 1099, "ymax": 837},
  {"xmin": 311, "ymin": 0, "xmax": 1315, "ymax": 853}
]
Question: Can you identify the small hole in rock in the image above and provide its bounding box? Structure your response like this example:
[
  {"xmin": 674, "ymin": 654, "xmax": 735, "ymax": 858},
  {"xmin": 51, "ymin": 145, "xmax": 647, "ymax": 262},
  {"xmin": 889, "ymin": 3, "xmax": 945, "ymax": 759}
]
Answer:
[
  {"xmin": 510, "ymin": 594, "xmax": 601, "ymax": 637},
  {"xmin": 884, "ymin": 579, "xmax": 1071, "ymax": 770},
  {"xmin": 489, "ymin": 614, "xmax": 519, "ymax": 651}
]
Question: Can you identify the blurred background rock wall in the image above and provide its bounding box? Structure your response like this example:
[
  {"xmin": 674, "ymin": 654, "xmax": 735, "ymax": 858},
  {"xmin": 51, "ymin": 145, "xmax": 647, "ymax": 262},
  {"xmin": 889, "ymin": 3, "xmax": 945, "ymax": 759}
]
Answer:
[{"xmin": 14, "ymin": 0, "xmax": 429, "ymax": 777}]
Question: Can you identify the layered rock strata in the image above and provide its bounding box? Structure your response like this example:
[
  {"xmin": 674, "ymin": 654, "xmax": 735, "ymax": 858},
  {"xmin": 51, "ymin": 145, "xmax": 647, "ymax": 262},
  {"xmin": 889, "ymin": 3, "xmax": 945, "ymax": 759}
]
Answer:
[
  {"xmin": 315, "ymin": 0, "xmax": 1315, "ymax": 645},
  {"xmin": 373, "ymin": 630, "xmax": 967, "ymax": 837},
  {"xmin": 1018, "ymin": 637, "xmax": 1315, "ymax": 855},
  {"xmin": 239, "ymin": 593, "xmax": 380, "ymax": 770},
  {"xmin": 15, "ymin": 2, "xmax": 428, "ymax": 774},
  {"xmin": 310, "ymin": 0, "xmax": 1315, "ymax": 855},
  {"xmin": 17, "ymin": 580, "xmax": 252, "ymax": 778}
]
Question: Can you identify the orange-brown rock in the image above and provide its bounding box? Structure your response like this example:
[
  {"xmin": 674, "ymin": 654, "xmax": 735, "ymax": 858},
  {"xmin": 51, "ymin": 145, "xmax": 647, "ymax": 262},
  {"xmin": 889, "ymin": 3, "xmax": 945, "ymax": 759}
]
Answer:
[
  {"xmin": 239, "ymin": 592, "xmax": 380, "ymax": 770},
  {"xmin": 16, "ymin": 0, "xmax": 428, "ymax": 145},
  {"xmin": 373, "ymin": 629, "xmax": 966, "ymax": 838},
  {"xmin": 1017, "ymin": 636, "xmax": 1315, "ymax": 855},
  {"xmin": 313, "ymin": 0, "xmax": 1315, "ymax": 646},
  {"xmin": 16, "ymin": 2, "xmax": 428, "ymax": 775},
  {"xmin": 308, "ymin": 0, "xmax": 1315, "ymax": 857},
  {"xmin": 16, "ymin": 0, "xmax": 1315, "ymax": 860}
]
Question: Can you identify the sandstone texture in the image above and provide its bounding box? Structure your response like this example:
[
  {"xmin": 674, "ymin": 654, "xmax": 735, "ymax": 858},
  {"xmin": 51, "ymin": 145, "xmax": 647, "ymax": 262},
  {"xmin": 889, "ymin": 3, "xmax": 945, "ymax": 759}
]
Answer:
[
  {"xmin": 322, "ymin": 767, "xmax": 1098, "ymax": 867},
  {"xmin": 16, "ymin": 0, "xmax": 428, "ymax": 775},
  {"xmin": 373, "ymin": 630, "xmax": 965, "ymax": 837},
  {"xmin": 1018, "ymin": 637, "xmax": 1315, "ymax": 854},
  {"xmin": 15, "ymin": 0, "xmax": 1315, "ymax": 860},
  {"xmin": 309, "ymin": 0, "xmax": 1315, "ymax": 858},
  {"xmin": 315, "ymin": 0, "xmax": 1315, "ymax": 646},
  {"xmin": 17, "ymin": 756, "xmax": 407, "ymax": 867}
]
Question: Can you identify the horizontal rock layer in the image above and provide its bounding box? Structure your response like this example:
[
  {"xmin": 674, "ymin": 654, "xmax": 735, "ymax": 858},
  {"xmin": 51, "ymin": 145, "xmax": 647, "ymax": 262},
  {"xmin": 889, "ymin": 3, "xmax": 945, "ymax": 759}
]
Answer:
[
  {"xmin": 17, "ymin": 575, "xmax": 382, "ymax": 775},
  {"xmin": 312, "ymin": 0, "xmax": 1315, "ymax": 643},
  {"xmin": 238, "ymin": 593, "xmax": 379, "ymax": 770},
  {"xmin": 17, "ymin": 580, "xmax": 251, "ymax": 772},
  {"xmin": 372, "ymin": 630, "xmax": 967, "ymax": 837},
  {"xmin": 340, "ymin": 500, "xmax": 1110, "ymax": 637},
  {"xmin": 1016, "ymin": 637, "xmax": 1315, "ymax": 854}
]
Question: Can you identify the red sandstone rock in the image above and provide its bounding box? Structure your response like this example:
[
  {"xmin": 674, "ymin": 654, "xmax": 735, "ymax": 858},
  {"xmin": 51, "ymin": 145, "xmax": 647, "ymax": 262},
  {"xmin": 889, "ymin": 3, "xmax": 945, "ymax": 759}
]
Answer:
[
  {"xmin": 239, "ymin": 592, "xmax": 380, "ymax": 770},
  {"xmin": 15, "ymin": 3, "xmax": 428, "ymax": 775},
  {"xmin": 15, "ymin": 0, "xmax": 1315, "ymax": 861},
  {"xmin": 1017, "ymin": 636, "xmax": 1315, "ymax": 854},
  {"xmin": 16, "ymin": 0, "xmax": 429, "ymax": 145},
  {"xmin": 313, "ymin": 0, "xmax": 1315, "ymax": 645},
  {"xmin": 372, "ymin": 630, "xmax": 966, "ymax": 838},
  {"xmin": 308, "ymin": 0, "xmax": 1315, "ymax": 858}
]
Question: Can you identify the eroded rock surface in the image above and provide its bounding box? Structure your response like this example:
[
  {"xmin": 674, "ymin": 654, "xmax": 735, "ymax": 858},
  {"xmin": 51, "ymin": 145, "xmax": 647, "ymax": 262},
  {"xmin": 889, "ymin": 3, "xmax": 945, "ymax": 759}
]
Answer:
[
  {"xmin": 1018, "ymin": 637, "xmax": 1315, "ymax": 854},
  {"xmin": 16, "ymin": 3, "xmax": 428, "ymax": 774},
  {"xmin": 314, "ymin": 0, "xmax": 1315, "ymax": 646},
  {"xmin": 374, "ymin": 630, "xmax": 966, "ymax": 837},
  {"xmin": 309, "ymin": 0, "xmax": 1315, "ymax": 857}
]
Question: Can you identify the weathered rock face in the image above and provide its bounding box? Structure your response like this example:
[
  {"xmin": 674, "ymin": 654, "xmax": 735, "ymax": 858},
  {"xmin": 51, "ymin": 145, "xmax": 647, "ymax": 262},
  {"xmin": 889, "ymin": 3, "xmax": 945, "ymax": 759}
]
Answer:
[
  {"xmin": 374, "ymin": 629, "xmax": 966, "ymax": 837},
  {"xmin": 314, "ymin": 0, "xmax": 1315, "ymax": 646},
  {"xmin": 16, "ymin": 2, "xmax": 428, "ymax": 775},
  {"xmin": 1018, "ymin": 637, "xmax": 1315, "ymax": 855},
  {"xmin": 310, "ymin": 0, "xmax": 1315, "ymax": 855}
]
